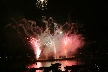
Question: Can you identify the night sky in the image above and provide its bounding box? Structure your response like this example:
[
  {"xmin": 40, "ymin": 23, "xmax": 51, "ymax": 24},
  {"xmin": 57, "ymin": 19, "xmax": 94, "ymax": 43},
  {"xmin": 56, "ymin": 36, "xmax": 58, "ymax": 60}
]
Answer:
[{"xmin": 0, "ymin": 0, "xmax": 108, "ymax": 62}]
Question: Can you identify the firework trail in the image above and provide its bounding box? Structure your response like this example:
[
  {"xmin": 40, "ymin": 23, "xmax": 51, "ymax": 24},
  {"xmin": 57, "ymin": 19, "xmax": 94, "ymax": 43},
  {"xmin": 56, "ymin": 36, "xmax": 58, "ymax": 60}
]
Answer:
[
  {"xmin": 29, "ymin": 37, "xmax": 41, "ymax": 59},
  {"xmin": 6, "ymin": 16, "xmax": 85, "ymax": 59}
]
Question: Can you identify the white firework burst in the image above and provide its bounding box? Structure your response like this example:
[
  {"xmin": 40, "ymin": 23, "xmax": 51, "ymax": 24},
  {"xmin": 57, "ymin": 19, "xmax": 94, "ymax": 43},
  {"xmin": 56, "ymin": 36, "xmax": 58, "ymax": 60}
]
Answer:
[{"xmin": 36, "ymin": 0, "xmax": 48, "ymax": 10}]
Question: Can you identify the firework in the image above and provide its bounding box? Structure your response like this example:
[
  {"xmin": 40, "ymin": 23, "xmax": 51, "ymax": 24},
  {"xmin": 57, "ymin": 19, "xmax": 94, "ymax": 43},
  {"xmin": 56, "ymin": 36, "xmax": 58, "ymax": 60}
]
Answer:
[
  {"xmin": 30, "ymin": 37, "xmax": 41, "ymax": 59},
  {"xmin": 36, "ymin": 0, "xmax": 48, "ymax": 10},
  {"xmin": 6, "ymin": 16, "xmax": 85, "ymax": 60}
]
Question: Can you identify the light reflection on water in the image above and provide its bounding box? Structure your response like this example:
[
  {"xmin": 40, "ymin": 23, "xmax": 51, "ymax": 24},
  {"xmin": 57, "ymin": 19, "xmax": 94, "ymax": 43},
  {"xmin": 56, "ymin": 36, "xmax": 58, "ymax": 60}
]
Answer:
[{"xmin": 27, "ymin": 60, "xmax": 78, "ymax": 72}]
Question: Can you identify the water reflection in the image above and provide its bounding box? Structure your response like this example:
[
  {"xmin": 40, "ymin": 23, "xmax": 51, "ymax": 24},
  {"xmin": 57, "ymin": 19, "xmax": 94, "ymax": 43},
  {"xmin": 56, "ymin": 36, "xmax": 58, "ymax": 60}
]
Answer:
[
  {"xmin": 2, "ymin": 59, "xmax": 106, "ymax": 72},
  {"xmin": 28, "ymin": 62, "xmax": 42, "ymax": 68},
  {"xmin": 28, "ymin": 60, "xmax": 77, "ymax": 68},
  {"xmin": 27, "ymin": 60, "xmax": 77, "ymax": 72}
]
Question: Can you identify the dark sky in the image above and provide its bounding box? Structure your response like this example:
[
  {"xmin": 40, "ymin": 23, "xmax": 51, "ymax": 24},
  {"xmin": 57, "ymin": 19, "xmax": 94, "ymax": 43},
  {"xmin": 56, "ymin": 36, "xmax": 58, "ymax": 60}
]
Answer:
[
  {"xmin": 0, "ymin": 0, "xmax": 107, "ymax": 38},
  {"xmin": 0, "ymin": 0, "xmax": 107, "ymax": 23},
  {"xmin": 0, "ymin": 0, "xmax": 107, "ymax": 32},
  {"xmin": 0, "ymin": 0, "xmax": 108, "ymax": 57}
]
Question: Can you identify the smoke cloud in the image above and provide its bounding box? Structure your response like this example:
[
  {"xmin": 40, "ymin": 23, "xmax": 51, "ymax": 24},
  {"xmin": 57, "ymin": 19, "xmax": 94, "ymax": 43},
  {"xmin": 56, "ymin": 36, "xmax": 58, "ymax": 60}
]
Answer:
[{"xmin": 5, "ymin": 16, "xmax": 85, "ymax": 59}]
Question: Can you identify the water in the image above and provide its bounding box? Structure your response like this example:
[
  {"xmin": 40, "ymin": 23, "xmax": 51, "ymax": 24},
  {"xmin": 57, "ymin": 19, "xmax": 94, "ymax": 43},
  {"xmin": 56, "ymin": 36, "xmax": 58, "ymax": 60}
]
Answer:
[
  {"xmin": 27, "ymin": 60, "xmax": 82, "ymax": 72},
  {"xmin": 28, "ymin": 60, "xmax": 77, "ymax": 68},
  {"xmin": 1, "ymin": 59, "xmax": 107, "ymax": 72}
]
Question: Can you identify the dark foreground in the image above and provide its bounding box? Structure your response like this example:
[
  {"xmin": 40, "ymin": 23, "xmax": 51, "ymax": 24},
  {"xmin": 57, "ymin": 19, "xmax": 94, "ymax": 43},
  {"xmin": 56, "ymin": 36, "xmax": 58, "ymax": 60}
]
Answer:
[{"xmin": 0, "ymin": 58, "xmax": 108, "ymax": 72}]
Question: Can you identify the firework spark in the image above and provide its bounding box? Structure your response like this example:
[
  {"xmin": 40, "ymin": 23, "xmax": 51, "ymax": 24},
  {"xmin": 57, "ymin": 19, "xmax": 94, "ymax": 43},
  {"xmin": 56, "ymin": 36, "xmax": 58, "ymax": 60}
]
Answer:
[
  {"xmin": 6, "ymin": 16, "xmax": 85, "ymax": 60},
  {"xmin": 29, "ymin": 37, "xmax": 41, "ymax": 59},
  {"xmin": 36, "ymin": 0, "xmax": 48, "ymax": 10}
]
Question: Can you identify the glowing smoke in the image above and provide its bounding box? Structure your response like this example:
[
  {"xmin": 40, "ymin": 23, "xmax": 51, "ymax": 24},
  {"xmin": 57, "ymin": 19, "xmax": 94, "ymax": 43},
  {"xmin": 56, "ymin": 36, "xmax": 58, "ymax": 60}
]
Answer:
[
  {"xmin": 6, "ymin": 16, "xmax": 85, "ymax": 59},
  {"xmin": 29, "ymin": 37, "xmax": 41, "ymax": 59}
]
